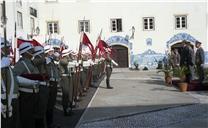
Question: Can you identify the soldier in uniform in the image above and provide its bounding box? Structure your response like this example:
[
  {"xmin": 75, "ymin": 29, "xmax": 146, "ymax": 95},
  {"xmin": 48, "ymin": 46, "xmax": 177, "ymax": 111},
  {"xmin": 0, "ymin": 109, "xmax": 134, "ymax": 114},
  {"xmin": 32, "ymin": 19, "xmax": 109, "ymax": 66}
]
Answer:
[
  {"xmin": 195, "ymin": 41, "xmax": 205, "ymax": 83},
  {"xmin": 59, "ymin": 49, "xmax": 73, "ymax": 116},
  {"xmin": 13, "ymin": 42, "xmax": 46, "ymax": 128},
  {"xmin": 33, "ymin": 46, "xmax": 49, "ymax": 128},
  {"xmin": 1, "ymin": 39, "xmax": 20, "ymax": 128},
  {"xmin": 67, "ymin": 52, "xmax": 77, "ymax": 108},
  {"xmin": 105, "ymin": 49, "xmax": 118, "ymax": 89},
  {"xmin": 44, "ymin": 45, "xmax": 61, "ymax": 128}
]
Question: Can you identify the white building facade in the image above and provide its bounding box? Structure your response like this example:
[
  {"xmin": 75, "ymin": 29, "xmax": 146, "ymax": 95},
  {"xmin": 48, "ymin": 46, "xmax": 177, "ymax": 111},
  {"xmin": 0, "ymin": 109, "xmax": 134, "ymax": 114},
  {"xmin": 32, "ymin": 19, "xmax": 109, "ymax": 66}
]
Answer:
[{"xmin": 0, "ymin": 0, "xmax": 207, "ymax": 68}]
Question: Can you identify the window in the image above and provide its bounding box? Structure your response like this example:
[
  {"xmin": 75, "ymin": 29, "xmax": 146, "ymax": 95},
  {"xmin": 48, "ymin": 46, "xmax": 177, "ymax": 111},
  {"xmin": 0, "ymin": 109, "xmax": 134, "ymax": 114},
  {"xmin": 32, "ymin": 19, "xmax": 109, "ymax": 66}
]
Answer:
[
  {"xmin": 110, "ymin": 18, "xmax": 122, "ymax": 32},
  {"xmin": 30, "ymin": 17, "xmax": 35, "ymax": 34},
  {"xmin": 16, "ymin": 0, "xmax": 22, "ymax": 7},
  {"xmin": 78, "ymin": 20, "xmax": 90, "ymax": 33},
  {"xmin": 47, "ymin": 21, "xmax": 59, "ymax": 34},
  {"xmin": 17, "ymin": 11, "xmax": 23, "ymax": 29},
  {"xmin": 175, "ymin": 15, "xmax": 187, "ymax": 29},
  {"xmin": 0, "ymin": 4, "xmax": 2, "ymax": 23},
  {"xmin": 30, "ymin": 7, "xmax": 37, "ymax": 17},
  {"xmin": 143, "ymin": 17, "xmax": 154, "ymax": 31},
  {"xmin": 45, "ymin": 0, "xmax": 58, "ymax": 2}
]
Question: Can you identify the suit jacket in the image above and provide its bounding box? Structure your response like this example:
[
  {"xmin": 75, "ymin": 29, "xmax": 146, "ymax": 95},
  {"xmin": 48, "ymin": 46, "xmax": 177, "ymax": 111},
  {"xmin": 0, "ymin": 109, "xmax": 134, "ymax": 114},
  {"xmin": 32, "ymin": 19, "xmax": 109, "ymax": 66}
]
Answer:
[{"xmin": 195, "ymin": 47, "xmax": 205, "ymax": 65}]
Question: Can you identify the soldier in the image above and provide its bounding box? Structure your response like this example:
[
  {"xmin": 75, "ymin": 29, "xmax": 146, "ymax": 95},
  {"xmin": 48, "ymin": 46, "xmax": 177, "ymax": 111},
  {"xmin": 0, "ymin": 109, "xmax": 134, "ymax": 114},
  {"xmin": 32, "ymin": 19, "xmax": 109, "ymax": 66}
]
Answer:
[
  {"xmin": 44, "ymin": 45, "xmax": 61, "ymax": 128},
  {"xmin": 105, "ymin": 49, "xmax": 118, "ymax": 89},
  {"xmin": 13, "ymin": 42, "xmax": 46, "ymax": 128},
  {"xmin": 195, "ymin": 41, "xmax": 205, "ymax": 83},
  {"xmin": 1, "ymin": 39, "xmax": 20, "ymax": 128},
  {"xmin": 33, "ymin": 46, "xmax": 49, "ymax": 128},
  {"xmin": 67, "ymin": 52, "xmax": 77, "ymax": 108},
  {"xmin": 59, "ymin": 49, "xmax": 73, "ymax": 116}
]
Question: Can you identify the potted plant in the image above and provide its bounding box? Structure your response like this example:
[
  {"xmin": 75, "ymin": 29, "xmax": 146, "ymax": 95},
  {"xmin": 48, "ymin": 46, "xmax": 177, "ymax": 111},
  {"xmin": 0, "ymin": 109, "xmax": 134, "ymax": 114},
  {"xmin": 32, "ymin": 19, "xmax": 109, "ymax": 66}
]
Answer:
[
  {"xmin": 157, "ymin": 68, "xmax": 173, "ymax": 86},
  {"xmin": 174, "ymin": 66, "xmax": 189, "ymax": 92}
]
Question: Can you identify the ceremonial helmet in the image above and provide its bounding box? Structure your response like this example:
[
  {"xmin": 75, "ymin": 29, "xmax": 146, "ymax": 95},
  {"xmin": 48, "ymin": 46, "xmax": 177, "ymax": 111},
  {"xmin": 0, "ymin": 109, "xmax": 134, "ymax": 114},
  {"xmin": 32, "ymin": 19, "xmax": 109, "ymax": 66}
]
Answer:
[
  {"xmin": 19, "ymin": 42, "xmax": 34, "ymax": 55},
  {"xmin": 62, "ymin": 49, "xmax": 72, "ymax": 57},
  {"xmin": 34, "ymin": 46, "xmax": 44, "ymax": 56},
  {"xmin": 44, "ymin": 45, "xmax": 54, "ymax": 53}
]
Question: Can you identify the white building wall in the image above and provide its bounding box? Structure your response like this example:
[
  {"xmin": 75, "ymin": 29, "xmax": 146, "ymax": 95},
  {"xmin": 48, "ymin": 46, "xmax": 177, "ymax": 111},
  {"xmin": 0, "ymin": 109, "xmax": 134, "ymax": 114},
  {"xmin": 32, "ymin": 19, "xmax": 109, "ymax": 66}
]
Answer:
[
  {"xmin": 0, "ymin": 0, "xmax": 207, "ymax": 55},
  {"xmin": 0, "ymin": 1, "xmax": 39, "ymax": 45},
  {"xmin": 37, "ymin": 1, "xmax": 207, "ymax": 54}
]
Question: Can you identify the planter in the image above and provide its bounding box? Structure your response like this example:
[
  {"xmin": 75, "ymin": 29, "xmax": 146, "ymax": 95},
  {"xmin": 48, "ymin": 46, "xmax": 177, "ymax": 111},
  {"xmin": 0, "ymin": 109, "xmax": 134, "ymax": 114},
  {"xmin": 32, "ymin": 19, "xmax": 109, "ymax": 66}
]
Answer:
[{"xmin": 178, "ymin": 82, "xmax": 188, "ymax": 92}]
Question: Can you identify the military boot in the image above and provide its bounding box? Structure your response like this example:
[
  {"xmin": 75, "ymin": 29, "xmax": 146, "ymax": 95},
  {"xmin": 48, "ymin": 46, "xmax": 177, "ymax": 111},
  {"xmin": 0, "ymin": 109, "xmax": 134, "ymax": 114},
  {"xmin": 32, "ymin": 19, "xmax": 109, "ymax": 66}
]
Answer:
[{"xmin": 106, "ymin": 79, "xmax": 113, "ymax": 89}]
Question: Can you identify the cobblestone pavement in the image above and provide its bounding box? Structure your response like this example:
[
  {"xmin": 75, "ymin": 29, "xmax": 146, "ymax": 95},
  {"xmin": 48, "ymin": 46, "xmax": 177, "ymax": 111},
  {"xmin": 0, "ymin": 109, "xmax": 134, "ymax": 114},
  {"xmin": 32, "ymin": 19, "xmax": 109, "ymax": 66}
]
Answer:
[
  {"xmin": 80, "ymin": 104, "xmax": 208, "ymax": 128},
  {"xmin": 77, "ymin": 68, "xmax": 208, "ymax": 128}
]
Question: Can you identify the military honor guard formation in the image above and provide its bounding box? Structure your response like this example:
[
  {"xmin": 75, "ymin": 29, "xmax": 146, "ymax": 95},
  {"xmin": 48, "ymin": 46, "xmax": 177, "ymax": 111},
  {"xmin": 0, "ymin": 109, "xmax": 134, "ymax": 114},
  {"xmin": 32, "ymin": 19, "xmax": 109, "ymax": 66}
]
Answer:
[{"xmin": 1, "ymin": 29, "xmax": 119, "ymax": 128}]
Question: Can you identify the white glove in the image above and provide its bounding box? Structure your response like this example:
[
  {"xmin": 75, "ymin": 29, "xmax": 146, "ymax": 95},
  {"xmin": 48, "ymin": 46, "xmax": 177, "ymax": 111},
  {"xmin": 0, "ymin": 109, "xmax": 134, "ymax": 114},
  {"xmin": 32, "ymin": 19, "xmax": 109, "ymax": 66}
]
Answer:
[
  {"xmin": 45, "ymin": 57, "xmax": 52, "ymax": 64},
  {"xmin": 0, "ymin": 104, "xmax": 12, "ymax": 118},
  {"xmin": 201, "ymin": 64, "xmax": 204, "ymax": 67},
  {"xmin": 75, "ymin": 62, "xmax": 79, "ymax": 67},
  {"xmin": 1, "ymin": 104, "xmax": 6, "ymax": 118},
  {"xmin": 112, "ymin": 60, "xmax": 118, "ymax": 66},
  {"xmin": 90, "ymin": 60, "xmax": 94, "ymax": 65},
  {"xmin": 39, "ymin": 81, "xmax": 47, "ymax": 86},
  {"xmin": 78, "ymin": 60, "xmax": 82, "ymax": 64},
  {"xmin": 1, "ymin": 57, "xmax": 11, "ymax": 68}
]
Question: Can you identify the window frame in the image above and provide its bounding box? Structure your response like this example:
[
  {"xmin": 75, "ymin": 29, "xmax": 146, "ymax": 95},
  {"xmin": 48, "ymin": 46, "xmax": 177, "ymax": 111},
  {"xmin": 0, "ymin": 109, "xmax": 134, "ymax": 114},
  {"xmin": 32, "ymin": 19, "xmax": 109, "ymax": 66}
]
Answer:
[
  {"xmin": 30, "ymin": 17, "xmax": 35, "ymax": 34},
  {"xmin": 78, "ymin": 20, "xmax": 90, "ymax": 33},
  {"xmin": 110, "ymin": 18, "xmax": 122, "ymax": 33},
  {"xmin": 143, "ymin": 17, "xmax": 155, "ymax": 31},
  {"xmin": 47, "ymin": 21, "xmax": 59, "ymax": 34},
  {"xmin": 17, "ymin": 11, "xmax": 23, "ymax": 29},
  {"xmin": 175, "ymin": 15, "xmax": 187, "ymax": 30}
]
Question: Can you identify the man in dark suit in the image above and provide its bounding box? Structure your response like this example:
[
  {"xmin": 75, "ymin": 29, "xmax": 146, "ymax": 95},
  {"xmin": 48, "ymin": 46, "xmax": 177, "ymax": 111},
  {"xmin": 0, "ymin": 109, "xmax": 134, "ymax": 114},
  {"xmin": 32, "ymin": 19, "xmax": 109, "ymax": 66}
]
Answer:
[
  {"xmin": 180, "ymin": 41, "xmax": 195, "ymax": 82},
  {"xmin": 195, "ymin": 41, "xmax": 205, "ymax": 83}
]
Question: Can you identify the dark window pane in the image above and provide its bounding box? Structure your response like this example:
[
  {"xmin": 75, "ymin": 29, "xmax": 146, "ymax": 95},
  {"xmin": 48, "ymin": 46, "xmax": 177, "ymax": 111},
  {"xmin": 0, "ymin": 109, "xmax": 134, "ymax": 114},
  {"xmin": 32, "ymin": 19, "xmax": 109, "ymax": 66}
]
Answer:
[
  {"xmin": 117, "ymin": 19, "xmax": 122, "ymax": 31},
  {"xmin": 144, "ymin": 19, "xmax": 148, "ymax": 22},
  {"xmin": 144, "ymin": 26, "xmax": 148, "ymax": 29},
  {"xmin": 176, "ymin": 25, "xmax": 180, "ymax": 28},
  {"xmin": 182, "ymin": 24, "xmax": 186, "ymax": 28}
]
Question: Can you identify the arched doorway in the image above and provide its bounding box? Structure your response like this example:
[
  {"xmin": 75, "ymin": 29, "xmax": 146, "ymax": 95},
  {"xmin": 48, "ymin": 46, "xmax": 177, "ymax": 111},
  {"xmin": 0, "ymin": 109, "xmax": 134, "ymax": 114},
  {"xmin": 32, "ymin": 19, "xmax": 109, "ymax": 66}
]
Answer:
[
  {"xmin": 171, "ymin": 41, "xmax": 194, "ymax": 56},
  {"xmin": 112, "ymin": 45, "xmax": 129, "ymax": 68}
]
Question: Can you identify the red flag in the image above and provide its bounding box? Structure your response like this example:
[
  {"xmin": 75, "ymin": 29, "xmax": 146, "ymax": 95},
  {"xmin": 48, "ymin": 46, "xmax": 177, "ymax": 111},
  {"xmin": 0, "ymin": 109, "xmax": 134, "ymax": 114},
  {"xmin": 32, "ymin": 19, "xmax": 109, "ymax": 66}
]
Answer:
[
  {"xmin": 96, "ymin": 40, "xmax": 113, "ymax": 58},
  {"xmin": 17, "ymin": 39, "xmax": 42, "ymax": 48},
  {"xmin": 82, "ymin": 33, "xmax": 94, "ymax": 55}
]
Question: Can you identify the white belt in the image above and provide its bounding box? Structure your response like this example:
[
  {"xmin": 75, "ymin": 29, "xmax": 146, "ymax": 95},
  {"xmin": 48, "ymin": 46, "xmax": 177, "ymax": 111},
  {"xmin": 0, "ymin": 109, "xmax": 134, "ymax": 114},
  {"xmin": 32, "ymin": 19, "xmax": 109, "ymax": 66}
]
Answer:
[
  {"xmin": 62, "ymin": 74, "xmax": 69, "ymax": 76},
  {"xmin": 107, "ymin": 65, "xmax": 111, "ymax": 67},
  {"xmin": 1, "ymin": 94, "xmax": 18, "ymax": 100},
  {"xmin": 19, "ymin": 88, "xmax": 39, "ymax": 93},
  {"xmin": 50, "ymin": 78, "xmax": 58, "ymax": 82}
]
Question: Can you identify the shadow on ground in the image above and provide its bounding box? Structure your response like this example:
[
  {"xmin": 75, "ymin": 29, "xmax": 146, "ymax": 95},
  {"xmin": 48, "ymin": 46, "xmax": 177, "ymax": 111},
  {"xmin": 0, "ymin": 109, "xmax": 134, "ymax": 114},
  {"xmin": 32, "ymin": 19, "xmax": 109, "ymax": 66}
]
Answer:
[
  {"xmin": 78, "ymin": 103, "xmax": 208, "ymax": 128},
  {"xmin": 53, "ymin": 75, "xmax": 105, "ymax": 128}
]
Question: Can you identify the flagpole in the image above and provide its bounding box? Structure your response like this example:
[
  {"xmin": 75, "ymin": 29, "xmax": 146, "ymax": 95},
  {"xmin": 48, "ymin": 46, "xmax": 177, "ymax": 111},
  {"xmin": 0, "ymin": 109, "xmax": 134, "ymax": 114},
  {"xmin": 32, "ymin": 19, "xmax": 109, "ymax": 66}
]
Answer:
[{"xmin": 14, "ymin": 22, "xmax": 17, "ymax": 63}]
